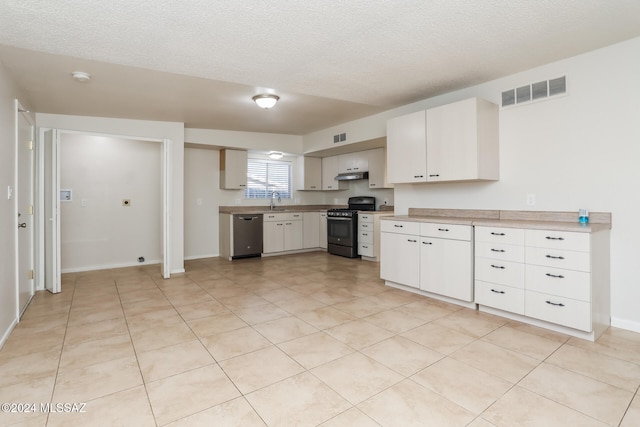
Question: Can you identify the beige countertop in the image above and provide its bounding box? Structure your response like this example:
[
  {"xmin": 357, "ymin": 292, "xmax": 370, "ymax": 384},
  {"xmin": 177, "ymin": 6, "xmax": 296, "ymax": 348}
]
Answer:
[
  {"xmin": 381, "ymin": 208, "xmax": 611, "ymax": 233},
  {"xmin": 220, "ymin": 204, "xmax": 395, "ymax": 215}
]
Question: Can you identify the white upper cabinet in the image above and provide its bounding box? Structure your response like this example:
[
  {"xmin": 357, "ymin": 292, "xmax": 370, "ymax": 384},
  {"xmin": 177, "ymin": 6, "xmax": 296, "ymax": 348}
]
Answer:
[
  {"xmin": 386, "ymin": 97, "xmax": 499, "ymax": 184},
  {"xmin": 386, "ymin": 110, "xmax": 428, "ymax": 183},
  {"xmin": 321, "ymin": 155, "xmax": 347, "ymax": 191},
  {"xmin": 296, "ymin": 156, "xmax": 322, "ymax": 191},
  {"xmin": 220, "ymin": 149, "xmax": 247, "ymax": 189},
  {"xmin": 426, "ymin": 97, "xmax": 499, "ymax": 182},
  {"xmin": 338, "ymin": 152, "xmax": 369, "ymax": 173},
  {"xmin": 367, "ymin": 148, "xmax": 393, "ymax": 189}
]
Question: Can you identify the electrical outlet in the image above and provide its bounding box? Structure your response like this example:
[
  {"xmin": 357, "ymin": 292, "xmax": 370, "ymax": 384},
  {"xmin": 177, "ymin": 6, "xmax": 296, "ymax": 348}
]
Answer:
[
  {"xmin": 196, "ymin": 198, "xmax": 203, "ymax": 206},
  {"xmin": 526, "ymin": 194, "xmax": 536, "ymax": 206}
]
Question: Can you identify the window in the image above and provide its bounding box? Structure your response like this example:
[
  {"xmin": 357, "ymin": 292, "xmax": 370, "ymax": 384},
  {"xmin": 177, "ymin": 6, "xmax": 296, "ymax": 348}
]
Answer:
[{"xmin": 244, "ymin": 158, "xmax": 292, "ymax": 199}]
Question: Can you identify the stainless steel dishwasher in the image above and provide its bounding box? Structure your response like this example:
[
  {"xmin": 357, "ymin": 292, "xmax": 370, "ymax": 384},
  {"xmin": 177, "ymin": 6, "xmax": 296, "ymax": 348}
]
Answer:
[{"xmin": 232, "ymin": 214, "xmax": 263, "ymax": 259}]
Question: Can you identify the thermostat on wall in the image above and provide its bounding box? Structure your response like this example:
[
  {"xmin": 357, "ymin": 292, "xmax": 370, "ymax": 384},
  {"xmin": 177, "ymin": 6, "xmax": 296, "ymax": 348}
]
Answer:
[{"xmin": 60, "ymin": 189, "xmax": 72, "ymax": 202}]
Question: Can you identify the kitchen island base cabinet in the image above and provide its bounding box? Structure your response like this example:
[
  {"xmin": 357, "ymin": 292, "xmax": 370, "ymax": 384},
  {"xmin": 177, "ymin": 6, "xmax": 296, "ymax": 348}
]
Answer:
[
  {"xmin": 475, "ymin": 225, "xmax": 610, "ymax": 342},
  {"xmin": 380, "ymin": 219, "xmax": 474, "ymax": 308}
]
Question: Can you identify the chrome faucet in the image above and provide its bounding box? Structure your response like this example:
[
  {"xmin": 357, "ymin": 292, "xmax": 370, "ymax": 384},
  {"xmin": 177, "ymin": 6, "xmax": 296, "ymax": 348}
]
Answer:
[{"xmin": 269, "ymin": 191, "xmax": 281, "ymax": 210}]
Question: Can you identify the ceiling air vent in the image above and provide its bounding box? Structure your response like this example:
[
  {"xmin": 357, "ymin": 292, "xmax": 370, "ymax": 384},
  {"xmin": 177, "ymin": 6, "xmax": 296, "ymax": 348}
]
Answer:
[{"xmin": 501, "ymin": 75, "xmax": 566, "ymax": 108}]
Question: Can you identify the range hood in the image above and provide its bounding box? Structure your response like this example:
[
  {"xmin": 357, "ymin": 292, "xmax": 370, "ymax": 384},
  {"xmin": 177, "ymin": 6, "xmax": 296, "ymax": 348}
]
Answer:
[{"xmin": 334, "ymin": 171, "xmax": 369, "ymax": 181}]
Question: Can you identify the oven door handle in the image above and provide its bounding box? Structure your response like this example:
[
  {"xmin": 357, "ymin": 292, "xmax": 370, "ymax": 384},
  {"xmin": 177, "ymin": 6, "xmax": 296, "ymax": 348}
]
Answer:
[{"xmin": 328, "ymin": 217, "xmax": 353, "ymax": 221}]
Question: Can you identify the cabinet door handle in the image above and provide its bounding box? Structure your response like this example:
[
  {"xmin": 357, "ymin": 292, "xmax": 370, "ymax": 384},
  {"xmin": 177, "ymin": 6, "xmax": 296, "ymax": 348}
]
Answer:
[
  {"xmin": 408, "ymin": 239, "xmax": 417, "ymax": 243},
  {"xmin": 414, "ymin": 175, "xmax": 424, "ymax": 178},
  {"xmin": 545, "ymin": 273, "xmax": 565, "ymax": 279},
  {"xmin": 362, "ymin": 245, "xmax": 368, "ymax": 248},
  {"xmin": 545, "ymin": 300, "xmax": 565, "ymax": 307},
  {"xmin": 429, "ymin": 174, "xmax": 440, "ymax": 177},
  {"xmin": 438, "ymin": 228, "xmax": 449, "ymax": 232},
  {"xmin": 362, "ymin": 233, "xmax": 368, "ymax": 236},
  {"xmin": 422, "ymin": 241, "xmax": 432, "ymax": 245},
  {"xmin": 490, "ymin": 232, "xmax": 505, "ymax": 236},
  {"xmin": 545, "ymin": 236, "xmax": 565, "ymax": 241},
  {"xmin": 490, "ymin": 264, "xmax": 505, "ymax": 269},
  {"xmin": 491, "ymin": 248, "xmax": 506, "ymax": 253},
  {"xmin": 370, "ymin": 184, "xmax": 376, "ymax": 187},
  {"xmin": 394, "ymin": 224, "xmax": 403, "ymax": 228},
  {"xmin": 490, "ymin": 289, "xmax": 506, "ymax": 294},
  {"xmin": 545, "ymin": 255, "xmax": 565, "ymax": 260}
]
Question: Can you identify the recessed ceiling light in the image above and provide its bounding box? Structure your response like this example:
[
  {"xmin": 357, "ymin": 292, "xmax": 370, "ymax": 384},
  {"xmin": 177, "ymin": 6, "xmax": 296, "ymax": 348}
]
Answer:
[{"xmin": 71, "ymin": 71, "xmax": 91, "ymax": 82}]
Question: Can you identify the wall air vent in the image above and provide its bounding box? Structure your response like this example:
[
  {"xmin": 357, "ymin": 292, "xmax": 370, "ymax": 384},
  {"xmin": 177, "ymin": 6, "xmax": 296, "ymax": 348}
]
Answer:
[{"xmin": 501, "ymin": 75, "xmax": 567, "ymax": 108}]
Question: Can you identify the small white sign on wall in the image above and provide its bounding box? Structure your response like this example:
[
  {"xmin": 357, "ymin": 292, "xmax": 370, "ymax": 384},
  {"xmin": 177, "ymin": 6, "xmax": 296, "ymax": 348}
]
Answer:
[{"xmin": 60, "ymin": 189, "xmax": 72, "ymax": 202}]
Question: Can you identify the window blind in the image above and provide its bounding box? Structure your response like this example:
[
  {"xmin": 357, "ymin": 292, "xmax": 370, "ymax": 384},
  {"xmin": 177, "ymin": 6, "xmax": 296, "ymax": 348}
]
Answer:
[{"xmin": 244, "ymin": 159, "xmax": 292, "ymax": 199}]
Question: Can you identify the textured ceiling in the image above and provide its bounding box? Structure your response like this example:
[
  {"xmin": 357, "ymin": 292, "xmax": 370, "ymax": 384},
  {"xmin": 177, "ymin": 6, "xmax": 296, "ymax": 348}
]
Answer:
[{"xmin": 1, "ymin": 1, "xmax": 640, "ymax": 135}]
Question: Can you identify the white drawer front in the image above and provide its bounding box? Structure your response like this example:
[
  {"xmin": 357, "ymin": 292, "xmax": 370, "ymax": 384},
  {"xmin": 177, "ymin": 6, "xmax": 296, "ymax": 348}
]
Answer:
[
  {"xmin": 475, "ymin": 226, "xmax": 525, "ymax": 245},
  {"xmin": 475, "ymin": 258, "xmax": 525, "ymax": 288},
  {"xmin": 526, "ymin": 247, "xmax": 590, "ymax": 272},
  {"xmin": 359, "ymin": 222, "xmax": 374, "ymax": 233},
  {"xmin": 525, "ymin": 265, "xmax": 591, "ymax": 301},
  {"xmin": 359, "ymin": 213, "xmax": 374, "ymax": 223},
  {"xmin": 359, "ymin": 230, "xmax": 373, "ymax": 244},
  {"xmin": 358, "ymin": 243, "xmax": 374, "ymax": 257},
  {"xmin": 421, "ymin": 223, "xmax": 471, "ymax": 241},
  {"xmin": 475, "ymin": 241, "xmax": 525, "ymax": 262},
  {"xmin": 381, "ymin": 220, "xmax": 420, "ymax": 235},
  {"xmin": 475, "ymin": 281, "xmax": 525, "ymax": 314},
  {"xmin": 525, "ymin": 290, "xmax": 592, "ymax": 332},
  {"xmin": 264, "ymin": 212, "xmax": 301, "ymax": 221},
  {"xmin": 525, "ymin": 229, "xmax": 590, "ymax": 252}
]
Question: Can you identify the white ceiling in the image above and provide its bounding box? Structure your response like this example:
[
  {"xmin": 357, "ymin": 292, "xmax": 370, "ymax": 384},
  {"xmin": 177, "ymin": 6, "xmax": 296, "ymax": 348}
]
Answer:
[{"xmin": 2, "ymin": 1, "xmax": 640, "ymax": 135}]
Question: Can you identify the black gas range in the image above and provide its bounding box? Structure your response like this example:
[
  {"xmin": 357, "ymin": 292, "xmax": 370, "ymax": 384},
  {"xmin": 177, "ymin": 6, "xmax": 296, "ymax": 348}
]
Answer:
[{"xmin": 327, "ymin": 196, "xmax": 375, "ymax": 258}]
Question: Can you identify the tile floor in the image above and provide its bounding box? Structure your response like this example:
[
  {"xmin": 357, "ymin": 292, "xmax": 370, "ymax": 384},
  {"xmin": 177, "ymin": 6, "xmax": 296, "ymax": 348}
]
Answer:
[{"xmin": 1, "ymin": 252, "xmax": 640, "ymax": 426}]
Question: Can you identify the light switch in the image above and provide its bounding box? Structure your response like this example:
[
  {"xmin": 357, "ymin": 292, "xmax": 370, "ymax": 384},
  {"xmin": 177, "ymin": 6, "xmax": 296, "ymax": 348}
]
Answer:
[
  {"xmin": 197, "ymin": 198, "xmax": 203, "ymax": 206},
  {"xmin": 7, "ymin": 185, "xmax": 12, "ymax": 200}
]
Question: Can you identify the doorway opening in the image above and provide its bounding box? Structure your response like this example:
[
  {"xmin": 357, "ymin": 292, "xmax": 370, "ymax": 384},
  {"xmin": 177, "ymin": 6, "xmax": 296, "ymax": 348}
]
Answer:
[{"xmin": 37, "ymin": 129, "xmax": 171, "ymax": 293}]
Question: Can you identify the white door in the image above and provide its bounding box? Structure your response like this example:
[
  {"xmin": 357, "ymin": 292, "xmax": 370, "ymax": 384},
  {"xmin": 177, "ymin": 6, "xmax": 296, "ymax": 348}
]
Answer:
[
  {"xmin": 161, "ymin": 139, "xmax": 171, "ymax": 279},
  {"xmin": 43, "ymin": 129, "xmax": 61, "ymax": 293},
  {"xmin": 17, "ymin": 104, "xmax": 35, "ymax": 314}
]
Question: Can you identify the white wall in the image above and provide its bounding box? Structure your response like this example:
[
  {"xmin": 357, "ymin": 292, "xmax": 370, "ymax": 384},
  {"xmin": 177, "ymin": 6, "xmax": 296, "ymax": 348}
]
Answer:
[
  {"xmin": 309, "ymin": 37, "xmax": 640, "ymax": 331},
  {"xmin": 0, "ymin": 62, "xmax": 20, "ymax": 346},
  {"xmin": 60, "ymin": 134, "xmax": 161, "ymax": 271},
  {"xmin": 35, "ymin": 114, "xmax": 185, "ymax": 274}
]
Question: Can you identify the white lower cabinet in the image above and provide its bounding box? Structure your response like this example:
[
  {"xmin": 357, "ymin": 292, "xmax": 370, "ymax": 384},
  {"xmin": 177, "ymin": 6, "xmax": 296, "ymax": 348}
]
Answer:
[
  {"xmin": 381, "ymin": 220, "xmax": 473, "ymax": 303},
  {"xmin": 380, "ymin": 221, "xmax": 420, "ymax": 288},
  {"xmin": 303, "ymin": 212, "xmax": 320, "ymax": 249},
  {"xmin": 419, "ymin": 224, "xmax": 473, "ymax": 302},
  {"xmin": 475, "ymin": 225, "xmax": 610, "ymax": 341},
  {"xmin": 319, "ymin": 212, "xmax": 327, "ymax": 249},
  {"xmin": 263, "ymin": 212, "xmax": 303, "ymax": 253},
  {"xmin": 358, "ymin": 212, "xmax": 392, "ymax": 261}
]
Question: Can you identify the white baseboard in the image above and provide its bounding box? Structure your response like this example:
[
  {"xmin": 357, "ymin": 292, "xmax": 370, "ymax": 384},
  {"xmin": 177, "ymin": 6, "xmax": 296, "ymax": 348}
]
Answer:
[
  {"xmin": 184, "ymin": 253, "xmax": 219, "ymax": 261},
  {"xmin": 0, "ymin": 318, "xmax": 18, "ymax": 351},
  {"xmin": 61, "ymin": 259, "xmax": 161, "ymax": 273},
  {"xmin": 611, "ymin": 317, "xmax": 640, "ymax": 334}
]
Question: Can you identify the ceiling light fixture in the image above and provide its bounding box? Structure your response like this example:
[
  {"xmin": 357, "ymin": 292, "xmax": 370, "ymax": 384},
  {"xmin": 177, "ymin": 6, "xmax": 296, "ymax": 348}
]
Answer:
[
  {"xmin": 253, "ymin": 94, "xmax": 279, "ymax": 109},
  {"xmin": 269, "ymin": 151, "xmax": 283, "ymax": 159},
  {"xmin": 71, "ymin": 71, "xmax": 91, "ymax": 82}
]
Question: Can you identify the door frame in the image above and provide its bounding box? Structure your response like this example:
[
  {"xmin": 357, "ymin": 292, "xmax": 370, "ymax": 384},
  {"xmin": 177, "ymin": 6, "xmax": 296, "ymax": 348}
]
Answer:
[
  {"xmin": 35, "ymin": 128, "xmax": 172, "ymax": 291},
  {"xmin": 14, "ymin": 100, "xmax": 35, "ymax": 316}
]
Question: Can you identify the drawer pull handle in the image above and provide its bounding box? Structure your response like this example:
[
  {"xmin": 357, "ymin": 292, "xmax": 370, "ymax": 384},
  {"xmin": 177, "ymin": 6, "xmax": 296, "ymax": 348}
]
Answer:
[
  {"xmin": 490, "ymin": 232, "xmax": 506, "ymax": 236},
  {"xmin": 362, "ymin": 233, "xmax": 368, "ymax": 236},
  {"xmin": 422, "ymin": 241, "xmax": 433, "ymax": 245},
  {"xmin": 408, "ymin": 239, "xmax": 417, "ymax": 243},
  {"xmin": 545, "ymin": 273, "xmax": 565, "ymax": 279},
  {"xmin": 394, "ymin": 224, "xmax": 404, "ymax": 228},
  {"xmin": 491, "ymin": 264, "xmax": 505, "ymax": 269},
  {"xmin": 491, "ymin": 248, "xmax": 506, "ymax": 253},
  {"xmin": 491, "ymin": 289, "xmax": 506, "ymax": 294},
  {"xmin": 545, "ymin": 236, "xmax": 565, "ymax": 241},
  {"xmin": 545, "ymin": 255, "xmax": 565, "ymax": 260},
  {"xmin": 438, "ymin": 228, "xmax": 449, "ymax": 232},
  {"xmin": 414, "ymin": 175, "xmax": 424, "ymax": 178},
  {"xmin": 545, "ymin": 300, "xmax": 565, "ymax": 307},
  {"xmin": 429, "ymin": 174, "xmax": 440, "ymax": 177}
]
